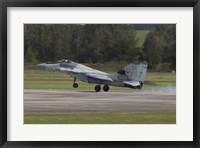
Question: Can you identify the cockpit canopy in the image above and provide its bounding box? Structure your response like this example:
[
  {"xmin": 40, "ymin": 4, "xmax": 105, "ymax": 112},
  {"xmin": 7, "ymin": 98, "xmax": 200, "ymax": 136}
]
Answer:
[{"xmin": 57, "ymin": 59, "xmax": 72, "ymax": 63}]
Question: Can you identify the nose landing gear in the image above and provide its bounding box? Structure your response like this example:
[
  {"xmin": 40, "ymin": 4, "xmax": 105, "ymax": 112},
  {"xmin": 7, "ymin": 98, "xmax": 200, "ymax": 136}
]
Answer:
[
  {"xmin": 73, "ymin": 83, "xmax": 78, "ymax": 88},
  {"xmin": 73, "ymin": 77, "xmax": 78, "ymax": 88}
]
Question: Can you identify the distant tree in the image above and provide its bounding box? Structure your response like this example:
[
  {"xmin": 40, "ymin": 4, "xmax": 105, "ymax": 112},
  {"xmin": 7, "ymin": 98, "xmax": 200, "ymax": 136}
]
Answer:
[
  {"xmin": 142, "ymin": 24, "xmax": 176, "ymax": 70},
  {"xmin": 25, "ymin": 46, "xmax": 37, "ymax": 63},
  {"xmin": 24, "ymin": 24, "xmax": 141, "ymax": 64},
  {"xmin": 162, "ymin": 25, "xmax": 176, "ymax": 70},
  {"xmin": 142, "ymin": 31, "xmax": 164, "ymax": 69}
]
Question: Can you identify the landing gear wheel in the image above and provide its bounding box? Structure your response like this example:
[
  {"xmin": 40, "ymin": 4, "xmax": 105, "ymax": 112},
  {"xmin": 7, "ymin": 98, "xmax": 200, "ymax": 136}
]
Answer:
[
  {"xmin": 73, "ymin": 83, "xmax": 78, "ymax": 88},
  {"xmin": 95, "ymin": 85, "xmax": 101, "ymax": 92},
  {"xmin": 72, "ymin": 77, "xmax": 78, "ymax": 88},
  {"xmin": 103, "ymin": 85, "xmax": 109, "ymax": 92},
  {"xmin": 137, "ymin": 81, "xmax": 143, "ymax": 89}
]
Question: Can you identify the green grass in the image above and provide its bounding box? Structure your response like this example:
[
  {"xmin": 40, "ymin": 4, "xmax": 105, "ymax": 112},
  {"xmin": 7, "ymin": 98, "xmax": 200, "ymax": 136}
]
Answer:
[
  {"xmin": 24, "ymin": 69, "xmax": 176, "ymax": 90},
  {"xmin": 24, "ymin": 111, "xmax": 176, "ymax": 124},
  {"xmin": 136, "ymin": 30, "xmax": 150, "ymax": 47},
  {"xmin": 144, "ymin": 72, "xmax": 176, "ymax": 89}
]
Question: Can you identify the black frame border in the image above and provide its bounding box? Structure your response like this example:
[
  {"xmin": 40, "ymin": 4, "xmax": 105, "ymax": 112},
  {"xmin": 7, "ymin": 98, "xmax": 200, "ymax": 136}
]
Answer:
[{"xmin": 0, "ymin": 0, "xmax": 199, "ymax": 147}]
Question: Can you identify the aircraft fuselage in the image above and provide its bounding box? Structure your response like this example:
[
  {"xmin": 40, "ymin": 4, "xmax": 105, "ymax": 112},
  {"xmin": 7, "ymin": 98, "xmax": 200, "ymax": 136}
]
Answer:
[{"xmin": 36, "ymin": 59, "xmax": 147, "ymax": 92}]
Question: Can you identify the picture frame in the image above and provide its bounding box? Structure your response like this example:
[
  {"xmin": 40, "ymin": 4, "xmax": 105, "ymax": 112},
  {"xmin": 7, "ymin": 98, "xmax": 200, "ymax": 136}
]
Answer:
[{"xmin": 0, "ymin": 0, "xmax": 199, "ymax": 147}]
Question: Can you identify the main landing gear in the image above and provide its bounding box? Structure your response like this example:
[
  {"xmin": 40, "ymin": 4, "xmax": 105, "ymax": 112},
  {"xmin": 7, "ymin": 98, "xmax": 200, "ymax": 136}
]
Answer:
[
  {"xmin": 95, "ymin": 85, "xmax": 101, "ymax": 92},
  {"xmin": 103, "ymin": 85, "xmax": 109, "ymax": 92},
  {"xmin": 72, "ymin": 77, "xmax": 109, "ymax": 92},
  {"xmin": 94, "ymin": 84, "xmax": 109, "ymax": 92},
  {"xmin": 73, "ymin": 77, "xmax": 78, "ymax": 88}
]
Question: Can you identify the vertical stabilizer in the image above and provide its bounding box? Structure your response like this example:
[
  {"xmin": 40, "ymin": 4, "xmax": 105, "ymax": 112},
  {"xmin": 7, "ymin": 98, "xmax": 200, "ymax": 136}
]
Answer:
[{"xmin": 124, "ymin": 61, "xmax": 148, "ymax": 82}]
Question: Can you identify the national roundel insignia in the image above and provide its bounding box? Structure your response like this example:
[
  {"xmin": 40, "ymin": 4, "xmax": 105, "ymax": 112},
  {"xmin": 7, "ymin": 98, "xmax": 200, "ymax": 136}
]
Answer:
[{"xmin": 126, "ymin": 68, "xmax": 130, "ymax": 73}]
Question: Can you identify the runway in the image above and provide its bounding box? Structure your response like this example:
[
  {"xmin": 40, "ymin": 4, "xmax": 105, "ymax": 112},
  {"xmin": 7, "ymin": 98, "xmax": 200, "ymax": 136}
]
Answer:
[{"xmin": 24, "ymin": 89, "xmax": 176, "ymax": 112}]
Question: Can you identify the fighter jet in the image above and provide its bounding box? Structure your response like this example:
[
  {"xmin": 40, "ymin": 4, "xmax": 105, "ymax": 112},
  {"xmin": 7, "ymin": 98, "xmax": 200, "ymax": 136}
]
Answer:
[{"xmin": 36, "ymin": 60, "xmax": 148, "ymax": 92}]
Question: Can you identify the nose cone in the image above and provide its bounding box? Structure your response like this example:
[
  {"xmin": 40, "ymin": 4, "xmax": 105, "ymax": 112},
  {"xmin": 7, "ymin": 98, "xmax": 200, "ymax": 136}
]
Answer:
[
  {"xmin": 35, "ymin": 63, "xmax": 47, "ymax": 70},
  {"xmin": 35, "ymin": 63, "xmax": 60, "ymax": 71}
]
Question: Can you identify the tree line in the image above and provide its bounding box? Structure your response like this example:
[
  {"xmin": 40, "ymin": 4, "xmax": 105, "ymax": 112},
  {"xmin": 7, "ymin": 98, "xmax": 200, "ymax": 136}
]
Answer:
[{"xmin": 24, "ymin": 24, "xmax": 176, "ymax": 71}]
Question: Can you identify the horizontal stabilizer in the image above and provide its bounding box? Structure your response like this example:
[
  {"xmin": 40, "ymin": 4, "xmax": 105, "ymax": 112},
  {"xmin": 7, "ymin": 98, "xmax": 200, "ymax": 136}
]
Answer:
[
  {"xmin": 86, "ymin": 73, "xmax": 113, "ymax": 81},
  {"xmin": 123, "ymin": 81, "xmax": 140, "ymax": 87}
]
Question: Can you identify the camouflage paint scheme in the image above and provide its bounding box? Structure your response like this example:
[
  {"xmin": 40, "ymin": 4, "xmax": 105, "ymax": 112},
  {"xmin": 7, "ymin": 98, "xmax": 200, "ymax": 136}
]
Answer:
[{"xmin": 36, "ymin": 60, "xmax": 148, "ymax": 92}]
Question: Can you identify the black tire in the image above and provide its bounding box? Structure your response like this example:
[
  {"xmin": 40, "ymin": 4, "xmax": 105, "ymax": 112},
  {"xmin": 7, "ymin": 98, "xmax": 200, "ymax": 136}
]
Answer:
[
  {"xmin": 137, "ymin": 82, "xmax": 143, "ymax": 89},
  {"xmin": 73, "ymin": 83, "xmax": 78, "ymax": 88},
  {"xmin": 103, "ymin": 85, "xmax": 109, "ymax": 92},
  {"xmin": 95, "ymin": 85, "xmax": 101, "ymax": 92}
]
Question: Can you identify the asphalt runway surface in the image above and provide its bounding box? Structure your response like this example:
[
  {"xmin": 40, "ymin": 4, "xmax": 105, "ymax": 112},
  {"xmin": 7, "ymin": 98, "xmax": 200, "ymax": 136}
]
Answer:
[{"xmin": 24, "ymin": 89, "xmax": 176, "ymax": 112}]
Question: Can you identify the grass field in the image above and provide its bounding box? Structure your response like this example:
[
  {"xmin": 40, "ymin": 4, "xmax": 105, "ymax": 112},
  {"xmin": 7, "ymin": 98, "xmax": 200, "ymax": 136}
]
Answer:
[
  {"xmin": 24, "ymin": 111, "xmax": 176, "ymax": 124},
  {"xmin": 24, "ymin": 68, "xmax": 176, "ymax": 90},
  {"xmin": 136, "ymin": 30, "xmax": 150, "ymax": 47}
]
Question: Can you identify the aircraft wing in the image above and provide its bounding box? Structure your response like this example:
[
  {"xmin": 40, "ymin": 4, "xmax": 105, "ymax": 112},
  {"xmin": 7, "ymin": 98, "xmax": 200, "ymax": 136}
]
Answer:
[
  {"xmin": 123, "ymin": 81, "xmax": 140, "ymax": 87},
  {"xmin": 86, "ymin": 73, "xmax": 113, "ymax": 81},
  {"xmin": 59, "ymin": 67, "xmax": 113, "ymax": 81}
]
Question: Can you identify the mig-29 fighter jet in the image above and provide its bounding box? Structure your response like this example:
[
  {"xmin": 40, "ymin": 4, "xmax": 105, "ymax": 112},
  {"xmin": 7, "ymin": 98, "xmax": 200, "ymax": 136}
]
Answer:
[{"xmin": 36, "ymin": 60, "xmax": 148, "ymax": 92}]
